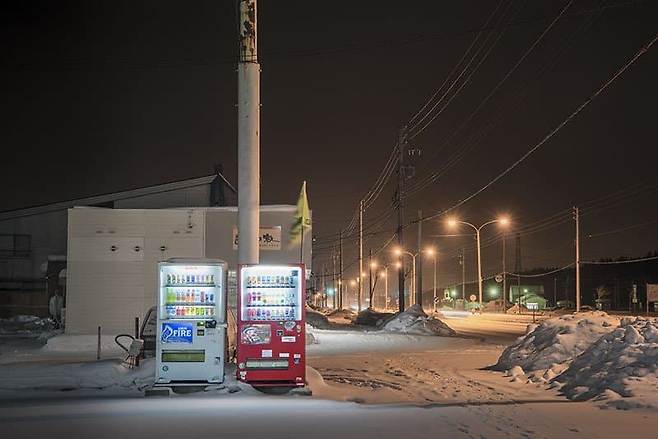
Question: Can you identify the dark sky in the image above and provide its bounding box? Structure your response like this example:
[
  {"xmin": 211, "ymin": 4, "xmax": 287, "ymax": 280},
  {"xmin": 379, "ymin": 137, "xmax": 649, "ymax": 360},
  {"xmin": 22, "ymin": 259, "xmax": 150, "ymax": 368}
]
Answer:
[{"xmin": 2, "ymin": 1, "xmax": 658, "ymax": 287}]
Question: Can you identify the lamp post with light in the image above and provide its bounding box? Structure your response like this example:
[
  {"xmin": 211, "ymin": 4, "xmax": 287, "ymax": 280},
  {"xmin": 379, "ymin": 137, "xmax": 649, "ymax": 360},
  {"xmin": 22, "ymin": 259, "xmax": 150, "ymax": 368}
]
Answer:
[{"xmin": 447, "ymin": 217, "xmax": 510, "ymax": 309}]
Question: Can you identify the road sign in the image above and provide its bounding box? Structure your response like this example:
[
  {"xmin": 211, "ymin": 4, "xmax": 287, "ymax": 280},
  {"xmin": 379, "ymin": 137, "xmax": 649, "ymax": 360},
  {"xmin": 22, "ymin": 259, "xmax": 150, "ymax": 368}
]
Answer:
[{"xmin": 469, "ymin": 294, "xmax": 477, "ymax": 302}]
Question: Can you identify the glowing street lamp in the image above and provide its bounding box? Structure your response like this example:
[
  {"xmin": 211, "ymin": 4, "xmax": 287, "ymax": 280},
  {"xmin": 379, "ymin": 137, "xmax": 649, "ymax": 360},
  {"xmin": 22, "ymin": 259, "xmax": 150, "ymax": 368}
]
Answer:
[{"xmin": 447, "ymin": 216, "xmax": 510, "ymax": 309}]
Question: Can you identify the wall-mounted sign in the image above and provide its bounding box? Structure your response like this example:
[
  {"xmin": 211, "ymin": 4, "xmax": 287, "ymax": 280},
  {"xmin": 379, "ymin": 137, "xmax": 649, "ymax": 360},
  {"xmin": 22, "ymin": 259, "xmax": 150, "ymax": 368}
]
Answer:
[
  {"xmin": 232, "ymin": 226, "xmax": 282, "ymax": 251},
  {"xmin": 647, "ymin": 284, "xmax": 658, "ymax": 302}
]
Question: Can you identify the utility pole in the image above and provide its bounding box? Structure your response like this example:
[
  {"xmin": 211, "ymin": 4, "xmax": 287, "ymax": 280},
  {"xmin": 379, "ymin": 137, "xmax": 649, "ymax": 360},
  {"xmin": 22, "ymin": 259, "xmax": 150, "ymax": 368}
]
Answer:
[
  {"xmin": 574, "ymin": 206, "xmax": 581, "ymax": 312},
  {"xmin": 322, "ymin": 264, "xmax": 326, "ymax": 308},
  {"xmin": 416, "ymin": 210, "xmax": 423, "ymax": 309},
  {"xmin": 339, "ymin": 231, "xmax": 343, "ymax": 309},
  {"xmin": 332, "ymin": 246, "xmax": 337, "ymax": 309},
  {"xmin": 237, "ymin": 0, "xmax": 260, "ymax": 266},
  {"xmin": 502, "ymin": 232, "xmax": 507, "ymax": 310},
  {"xmin": 358, "ymin": 200, "xmax": 363, "ymax": 312},
  {"xmin": 460, "ymin": 249, "xmax": 466, "ymax": 302},
  {"xmin": 396, "ymin": 128, "xmax": 408, "ymax": 312},
  {"xmin": 368, "ymin": 248, "xmax": 373, "ymax": 308}
]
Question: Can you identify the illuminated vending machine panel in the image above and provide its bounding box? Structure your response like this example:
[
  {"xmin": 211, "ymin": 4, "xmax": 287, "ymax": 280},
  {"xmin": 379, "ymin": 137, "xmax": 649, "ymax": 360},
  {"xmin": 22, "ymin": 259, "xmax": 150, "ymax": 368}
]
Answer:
[
  {"xmin": 237, "ymin": 264, "xmax": 306, "ymax": 387},
  {"xmin": 156, "ymin": 259, "xmax": 227, "ymax": 384}
]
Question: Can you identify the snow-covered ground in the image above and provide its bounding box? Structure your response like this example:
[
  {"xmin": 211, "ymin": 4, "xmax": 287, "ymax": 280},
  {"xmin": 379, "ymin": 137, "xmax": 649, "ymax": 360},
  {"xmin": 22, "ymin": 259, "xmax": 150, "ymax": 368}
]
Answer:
[{"xmin": 1, "ymin": 311, "xmax": 657, "ymax": 438}]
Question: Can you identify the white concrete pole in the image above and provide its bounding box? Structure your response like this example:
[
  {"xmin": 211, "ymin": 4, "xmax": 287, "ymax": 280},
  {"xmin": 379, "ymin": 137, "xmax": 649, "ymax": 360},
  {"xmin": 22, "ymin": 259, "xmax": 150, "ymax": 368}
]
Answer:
[{"xmin": 237, "ymin": 0, "xmax": 260, "ymax": 265}]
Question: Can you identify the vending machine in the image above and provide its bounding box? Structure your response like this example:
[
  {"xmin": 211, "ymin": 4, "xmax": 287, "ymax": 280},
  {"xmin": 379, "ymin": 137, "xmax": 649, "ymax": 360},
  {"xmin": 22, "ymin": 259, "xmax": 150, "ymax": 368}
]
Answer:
[
  {"xmin": 155, "ymin": 258, "xmax": 227, "ymax": 384},
  {"xmin": 236, "ymin": 264, "xmax": 306, "ymax": 387}
]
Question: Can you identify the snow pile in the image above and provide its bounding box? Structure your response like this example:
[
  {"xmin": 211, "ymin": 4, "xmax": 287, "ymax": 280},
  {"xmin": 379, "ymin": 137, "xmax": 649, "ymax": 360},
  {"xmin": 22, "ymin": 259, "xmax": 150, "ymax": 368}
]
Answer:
[
  {"xmin": 0, "ymin": 358, "xmax": 155, "ymax": 392},
  {"xmin": 506, "ymin": 304, "xmax": 530, "ymax": 314},
  {"xmin": 327, "ymin": 309, "xmax": 357, "ymax": 321},
  {"xmin": 382, "ymin": 305, "xmax": 456, "ymax": 337},
  {"xmin": 0, "ymin": 315, "xmax": 56, "ymax": 336},
  {"xmin": 494, "ymin": 311, "xmax": 619, "ymax": 372},
  {"xmin": 42, "ymin": 334, "xmax": 125, "ymax": 357},
  {"xmin": 354, "ymin": 308, "xmax": 393, "ymax": 327},
  {"xmin": 305, "ymin": 307, "xmax": 332, "ymax": 329},
  {"xmin": 556, "ymin": 317, "xmax": 658, "ymax": 409}
]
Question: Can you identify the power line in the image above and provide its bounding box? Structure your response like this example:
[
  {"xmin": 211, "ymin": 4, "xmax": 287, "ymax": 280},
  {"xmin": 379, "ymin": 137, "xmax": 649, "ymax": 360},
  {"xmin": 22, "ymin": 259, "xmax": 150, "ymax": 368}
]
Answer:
[{"xmin": 421, "ymin": 30, "xmax": 658, "ymax": 224}]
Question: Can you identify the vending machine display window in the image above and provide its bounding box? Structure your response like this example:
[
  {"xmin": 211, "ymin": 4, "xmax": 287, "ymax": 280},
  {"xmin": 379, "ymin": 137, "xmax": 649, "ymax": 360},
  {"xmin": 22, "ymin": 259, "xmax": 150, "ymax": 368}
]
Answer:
[
  {"xmin": 156, "ymin": 259, "xmax": 227, "ymax": 385},
  {"xmin": 236, "ymin": 264, "xmax": 306, "ymax": 387}
]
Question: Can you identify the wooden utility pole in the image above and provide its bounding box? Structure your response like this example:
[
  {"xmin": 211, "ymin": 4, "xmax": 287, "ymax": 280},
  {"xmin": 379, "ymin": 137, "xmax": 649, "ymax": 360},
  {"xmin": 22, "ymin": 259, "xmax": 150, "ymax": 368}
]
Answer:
[
  {"xmin": 574, "ymin": 206, "xmax": 581, "ymax": 312},
  {"xmin": 368, "ymin": 248, "xmax": 373, "ymax": 308},
  {"xmin": 396, "ymin": 128, "xmax": 408, "ymax": 312},
  {"xmin": 358, "ymin": 200, "xmax": 363, "ymax": 311},
  {"xmin": 339, "ymin": 231, "xmax": 343, "ymax": 309},
  {"xmin": 416, "ymin": 210, "xmax": 423, "ymax": 308}
]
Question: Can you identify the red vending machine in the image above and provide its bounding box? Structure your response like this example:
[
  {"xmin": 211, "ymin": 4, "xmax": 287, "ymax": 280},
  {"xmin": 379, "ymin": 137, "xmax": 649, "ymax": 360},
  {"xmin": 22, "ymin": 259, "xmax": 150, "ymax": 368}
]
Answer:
[{"xmin": 236, "ymin": 264, "xmax": 306, "ymax": 387}]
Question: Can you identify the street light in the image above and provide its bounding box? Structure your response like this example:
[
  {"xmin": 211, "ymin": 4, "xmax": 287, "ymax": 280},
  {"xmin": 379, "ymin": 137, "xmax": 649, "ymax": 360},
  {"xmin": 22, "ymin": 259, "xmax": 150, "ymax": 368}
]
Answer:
[
  {"xmin": 447, "ymin": 216, "xmax": 510, "ymax": 309},
  {"xmin": 393, "ymin": 247, "xmax": 416, "ymax": 306}
]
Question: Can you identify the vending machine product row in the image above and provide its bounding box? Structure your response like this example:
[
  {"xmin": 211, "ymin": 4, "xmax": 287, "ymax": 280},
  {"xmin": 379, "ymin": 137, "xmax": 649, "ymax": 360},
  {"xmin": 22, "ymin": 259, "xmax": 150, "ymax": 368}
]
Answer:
[
  {"xmin": 156, "ymin": 258, "xmax": 227, "ymax": 384},
  {"xmin": 236, "ymin": 264, "xmax": 306, "ymax": 387}
]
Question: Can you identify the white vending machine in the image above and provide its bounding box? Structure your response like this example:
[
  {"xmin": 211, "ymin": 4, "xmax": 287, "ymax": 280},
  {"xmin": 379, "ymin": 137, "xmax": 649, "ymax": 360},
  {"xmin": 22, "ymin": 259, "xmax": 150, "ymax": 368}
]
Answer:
[{"xmin": 155, "ymin": 258, "xmax": 227, "ymax": 384}]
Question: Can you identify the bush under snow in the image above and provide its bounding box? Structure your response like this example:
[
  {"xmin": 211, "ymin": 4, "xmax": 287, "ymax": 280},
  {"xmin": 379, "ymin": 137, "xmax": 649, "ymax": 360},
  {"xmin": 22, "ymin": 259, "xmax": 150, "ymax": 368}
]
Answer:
[
  {"xmin": 382, "ymin": 305, "xmax": 455, "ymax": 337},
  {"xmin": 556, "ymin": 316, "xmax": 658, "ymax": 409},
  {"xmin": 493, "ymin": 311, "xmax": 619, "ymax": 372}
]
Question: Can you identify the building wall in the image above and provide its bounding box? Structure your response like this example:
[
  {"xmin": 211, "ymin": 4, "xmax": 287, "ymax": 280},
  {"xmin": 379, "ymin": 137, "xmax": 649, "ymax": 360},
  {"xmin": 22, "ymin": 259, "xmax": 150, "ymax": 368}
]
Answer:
[
  {"xmin": 65, "ymin": 206, "xmax": 311, "ymax": 335},
  {"xmin": 0, "ymin": 211, "xmax": 67, "ymax": 279}
]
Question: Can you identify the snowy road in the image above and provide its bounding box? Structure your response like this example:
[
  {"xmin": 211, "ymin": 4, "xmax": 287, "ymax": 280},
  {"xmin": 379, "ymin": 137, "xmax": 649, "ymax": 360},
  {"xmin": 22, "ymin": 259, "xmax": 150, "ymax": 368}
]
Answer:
[{"xmin": 1, "ymin": 392, "xmax": 655, "ymax": 439}]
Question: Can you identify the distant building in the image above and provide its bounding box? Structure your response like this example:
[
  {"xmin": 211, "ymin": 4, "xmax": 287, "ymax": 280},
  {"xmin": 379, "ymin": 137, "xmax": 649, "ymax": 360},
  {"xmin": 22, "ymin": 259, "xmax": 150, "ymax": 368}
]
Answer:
[{"xmin": 509, "ymin": 285, "xmax": 547, "ymax": 310}]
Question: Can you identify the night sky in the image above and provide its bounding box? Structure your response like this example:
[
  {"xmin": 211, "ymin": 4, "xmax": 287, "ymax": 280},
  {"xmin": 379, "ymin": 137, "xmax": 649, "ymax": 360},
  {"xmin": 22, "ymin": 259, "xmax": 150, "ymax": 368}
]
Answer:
[{"xmin": 2, "ymin": 1, "xmax": 658, "ymax": 288}]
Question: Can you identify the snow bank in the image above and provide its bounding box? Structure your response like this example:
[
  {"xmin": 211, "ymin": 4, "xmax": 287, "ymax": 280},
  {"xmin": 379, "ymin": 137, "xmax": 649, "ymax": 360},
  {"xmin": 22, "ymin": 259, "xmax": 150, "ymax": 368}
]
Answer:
[
  {"xmin": 42, "ymin": 334, "xmax": 124, "ymax": 357},
  {"xmin": 506, "ymin": 304, "xmax": 530, "ymax": 314},
  {"xmin": 382, "ymin": 305, "xmax": 455, "ymax": 337},
  {"xmin": 305, "ymin": 308, "xmax": 332, "ymax": 329},
  {"xmin": 494, "ymin": 311, "xmax": 619, "ymax": 372},
  {"xmin": 354, "ymin": 308, "xmax": 393, "ymax": 327},
  {"xmin": 556, "ymin": 317, "xmax": 658, "ymax": 409},
  {"xmin": 0, "ymin": 315, "xmax": 55, "ymax": 336},
  {"xmin": 327, "ymin": 309, "xmax": 357, "ymax": 321},
  {"xmin": 0, "ymin": 358, "xmax": 154, "ymax": 391}
]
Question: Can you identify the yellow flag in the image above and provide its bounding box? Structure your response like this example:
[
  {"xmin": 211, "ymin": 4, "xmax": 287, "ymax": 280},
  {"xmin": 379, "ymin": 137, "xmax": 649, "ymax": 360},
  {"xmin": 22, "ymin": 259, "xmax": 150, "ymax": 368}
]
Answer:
[{"xmin": 290, "ymin": 181, "xmax": 311, "ymax": 244}]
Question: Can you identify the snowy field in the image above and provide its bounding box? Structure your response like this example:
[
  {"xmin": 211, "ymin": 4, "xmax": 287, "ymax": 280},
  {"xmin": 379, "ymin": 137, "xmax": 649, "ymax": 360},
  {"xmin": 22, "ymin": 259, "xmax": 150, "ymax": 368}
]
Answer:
[{"xmin": 0, "ymin": 312, "xmax": 657, "ymax": 438}]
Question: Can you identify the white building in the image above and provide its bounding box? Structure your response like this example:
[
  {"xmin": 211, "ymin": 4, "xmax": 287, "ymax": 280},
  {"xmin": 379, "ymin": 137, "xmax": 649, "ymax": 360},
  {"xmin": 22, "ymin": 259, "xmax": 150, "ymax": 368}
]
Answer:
[
  {"xmin": 0, "ymin": 175, "xmax": 311, "ymax": 333},
  {"xmin": 66, "ymin": 205, "xmax": 311, "ymax": 335}
]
